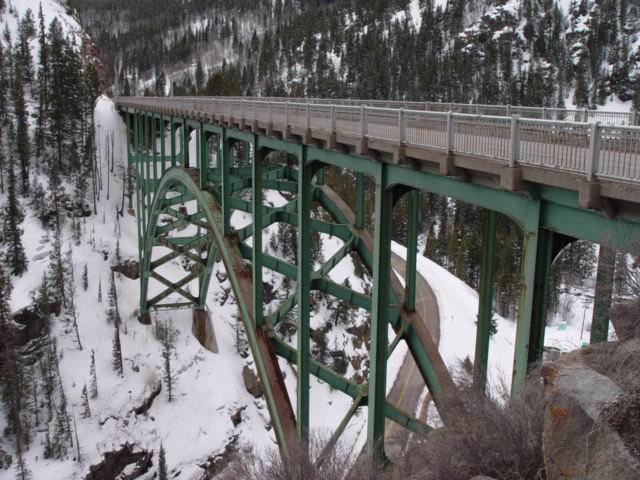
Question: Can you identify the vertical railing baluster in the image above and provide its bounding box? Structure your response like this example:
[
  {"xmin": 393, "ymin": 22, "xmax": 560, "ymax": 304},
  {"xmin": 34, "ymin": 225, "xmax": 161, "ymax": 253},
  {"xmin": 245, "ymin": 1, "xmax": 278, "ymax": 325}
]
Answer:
[
  {"xmin": 586, "ymin": 121, "xmax": 601, "ymax": 181},
  {"xmin": 446, "ymin": 111, "xmax": 454, "ymax": 153},
  {"xmin": 509, "ymin": 115, "xmax": 520, "ymax": 167}
]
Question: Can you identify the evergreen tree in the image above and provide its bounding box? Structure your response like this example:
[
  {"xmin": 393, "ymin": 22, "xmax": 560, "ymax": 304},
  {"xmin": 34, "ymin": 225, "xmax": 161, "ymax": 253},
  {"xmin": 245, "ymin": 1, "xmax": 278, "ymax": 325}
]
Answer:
[
  {"xmin": 106, "ymin": 271, "xmax": 120, "ymax": 325},
  {"xmin": 12, "ymin": 47, "xmax": 30, "ymax": 194},
  {"xmin": 158, "ymin": 322, "xmax": 175, "ymax": 401},
  {"xmin": 97, "ymin": 279, "xmax": 102, "ymax": 303},
  {"xmin": 3, "ymin": 135, "xmax": 27, "ymax": 275},
  {"xmin": 158, "ymin": 443, "xmax": 168, "ymax": 480},
  {"xmin": 64, "ymin": 248, "xmax": 82, "ymax": 349},
  {"xmin": 80, "ymin": 384, "xmax": 90, "ymax": 418},
  {"xmin": 82, "ymin": 264, "xmax": 88, "ymax": 291},
  {"xmin": 89, "ymin": 349, "xmax": 98, "ymax": 398},
  {"xmin": 111, "ymin": 323, "xmax": 123, "ymax": 375}
]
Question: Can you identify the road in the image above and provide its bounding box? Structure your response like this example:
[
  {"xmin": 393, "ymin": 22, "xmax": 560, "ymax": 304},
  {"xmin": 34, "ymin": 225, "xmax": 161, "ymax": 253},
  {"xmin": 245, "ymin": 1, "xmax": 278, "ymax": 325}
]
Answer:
[{"xmin": 384, "ymin": 252, "xmax": 440, "ymax": 462}]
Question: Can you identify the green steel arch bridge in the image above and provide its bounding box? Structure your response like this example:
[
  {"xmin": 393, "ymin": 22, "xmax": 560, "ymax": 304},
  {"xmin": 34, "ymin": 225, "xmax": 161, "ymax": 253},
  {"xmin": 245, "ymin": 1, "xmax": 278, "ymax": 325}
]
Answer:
[{"xmin": 116, "ymin": 95, "xmax": 640, "ymax": 464}]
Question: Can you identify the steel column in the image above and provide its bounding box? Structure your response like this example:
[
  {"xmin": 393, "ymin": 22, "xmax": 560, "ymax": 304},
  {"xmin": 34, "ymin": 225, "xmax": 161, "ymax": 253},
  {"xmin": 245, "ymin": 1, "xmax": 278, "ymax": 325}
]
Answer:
[
  {"xmin": 368, "ymin": 163, "xmax": 393, "ymax": 462},
  {"xmin": 296, "ymin": 145, "xmax": 311, "ymax": 446},
  {"xmin": 591, "ymin": 246, "xmax": 615, "ymax": 343},
  {"xmin": 404, "ymin": 189, "xmax": 419, "ymax": 312},
  {"xmin": 355, "ymin": 171, "xmax": 365, "ymax": 229},
  {"xmin": 221, "ymin": 130, "xmax": 232, "ymax": 235},
  {"xmin": 171, "ymin": 118, "xmax": 177, "ymax": 167},
  {"xmin": 252, "ymin": 138, "xmax": 263, "ymax": 326},
  {"xmin": 512, "ymin": 198, "xmax": 541, "ymax": 395},
  {"xmin": 527, "ymin": 228, "xmax": 555, "ymax": 365},
  {"xmin": 474, "ymin": 209, "xmax": 497, "ymax": 391}
]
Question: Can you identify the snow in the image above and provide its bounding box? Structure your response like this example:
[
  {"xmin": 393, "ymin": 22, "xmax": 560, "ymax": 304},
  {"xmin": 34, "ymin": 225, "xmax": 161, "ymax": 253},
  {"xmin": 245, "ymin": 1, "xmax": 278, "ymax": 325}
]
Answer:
[{"xmin": 391, "ymin": 242, "xmax": 586, "ymax": 396}]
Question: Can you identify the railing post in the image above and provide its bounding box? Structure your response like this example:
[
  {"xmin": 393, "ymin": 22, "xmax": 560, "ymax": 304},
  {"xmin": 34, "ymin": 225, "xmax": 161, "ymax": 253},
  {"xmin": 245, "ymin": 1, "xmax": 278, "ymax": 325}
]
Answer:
[
  {"xmin": 586, "ymin": 120, "xmax": 601, "ymax": 182},
  {"xmin": 306, "ymin": 102, "xmax": 311, "ymax": 130},
  {"xmin": 633, "ymin": 110, "xmax": 638, "ymax": 127},
  {"xmin": 330, "ymin": 105, "xmax": 336, "ymax": 134},
  {"xmin": 398, "ymin": 108, "xmax": 405, "ymax": 144},
  {"xmin": 446, "ymin": 111, "xmax": 454, "ymax": 153},
  {"xmin": 506, "ymin": 104, "xmax": 511, "ymax": 117},
  {"xmin": 268, "ymin": 101, "xmax": 272, "ymax": 124},
  {"xmin": 253, "ymin": 100, "xmax": 257, "ymax": 121},
  {"xmin": 285, "ymin": 101, "xmax": 290, "ymax": 126},
  {"xmin": 509, "ymin": 115, "xmax": 520, "ymax": 167},
  {"xmin": 361, "ymin": 105, "xmax": 368, "ymax": 138},
  {"xmin": 542, "ymin": 107, "xmax": 547, "ymax": 120},
  {"xmin": 582, "ymin": 108, "xmax": 588, "ymax": 123},
  {"xmin": 475, "ymin": 104, "xmax": 480, "ymax": 115}
]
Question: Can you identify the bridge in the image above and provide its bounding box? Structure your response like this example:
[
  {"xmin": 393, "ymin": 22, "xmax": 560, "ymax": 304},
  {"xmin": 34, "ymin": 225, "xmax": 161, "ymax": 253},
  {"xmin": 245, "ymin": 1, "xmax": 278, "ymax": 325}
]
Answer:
[{"xmin": 115, "ymin": 95, "xmax": 640, "ymax": 464}]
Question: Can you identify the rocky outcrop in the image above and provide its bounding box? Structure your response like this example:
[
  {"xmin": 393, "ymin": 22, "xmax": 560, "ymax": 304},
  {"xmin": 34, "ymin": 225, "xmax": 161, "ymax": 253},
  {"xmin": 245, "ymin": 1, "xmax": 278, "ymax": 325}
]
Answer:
[
  {"xmin": 192, "ymin": 309, "xmax": 219, "ymax": 353},
  {"xmin": 242, "ymin": 366, "xmax": 263, "ymax": 398},
  {"xmin": 85, "ymin": 443, "xmax": 152, "ymax": 480},
  {"xmin": 542, "ymin": 353, "xmax": 640, "ymax": 479},
  {"xmin": 112, "ymin": 259, "xmax": 139, "ymax": 280}
]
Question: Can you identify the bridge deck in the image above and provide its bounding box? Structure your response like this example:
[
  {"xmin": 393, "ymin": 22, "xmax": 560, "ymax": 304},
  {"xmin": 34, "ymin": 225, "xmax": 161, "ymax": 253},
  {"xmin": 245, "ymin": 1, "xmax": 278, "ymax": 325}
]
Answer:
[{"xmin": 116, "ymin": 96, "xmax": 640, "ymax": 211}]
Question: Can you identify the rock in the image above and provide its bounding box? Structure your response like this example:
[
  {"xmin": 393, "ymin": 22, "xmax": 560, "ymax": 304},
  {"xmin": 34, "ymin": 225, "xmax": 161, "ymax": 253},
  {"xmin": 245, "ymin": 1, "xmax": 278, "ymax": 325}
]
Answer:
[
  {"xmin": 85, "ymin": 443, "xmax": 152, "ymax": 480},
  {"xmin": 542, "ymin": 362, "xmax": 640, "ymax": 479},
  {"xmin": 192, "ymin": 309, "xmax": 219, "ymax": 353},
  {"xmin": 112, "ymin": 259, "xmax": 139, "ymax": 280},
  {"xmin": 242, "ymin": 366, "xmax": 263, "ymax": 398},
  {"xmin": 230, "ymin": 407, "xmax": 245, "ymax": 427}
]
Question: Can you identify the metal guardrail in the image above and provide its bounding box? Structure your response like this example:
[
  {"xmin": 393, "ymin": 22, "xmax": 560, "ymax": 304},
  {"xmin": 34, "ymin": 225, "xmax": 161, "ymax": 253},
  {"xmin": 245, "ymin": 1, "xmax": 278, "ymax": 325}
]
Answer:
[
  {"xmin": 116, "ymin": 96, "xmax": 640, "ymax": 184},
  {"xmin": 169, "ymin": 96, "xmax": 638, "ymax": 126}
]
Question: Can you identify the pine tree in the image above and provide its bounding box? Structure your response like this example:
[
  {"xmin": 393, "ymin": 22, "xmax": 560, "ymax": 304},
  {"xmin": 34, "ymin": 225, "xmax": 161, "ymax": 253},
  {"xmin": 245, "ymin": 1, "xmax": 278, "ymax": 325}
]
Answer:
[
  {"xmin": 80, "ymin": 384, "xmax": 90, "ymax": 418},
  {"xmin": 82, "ymin": 264, "xmax": 88, "ymax": 291},
  {"xmin": 49, "ymin": 221, "xmax": 66, "ymax": 307},
  {"xmin": 111, "ymin": 323, "xmax": 123, "ymax": 375},
  {"xmin": 158, "ymin": 322, "xmax": 175, "ymax": 401},
  {"xmin": 89, "ymin": 349, "xmax": 98, "ymax": 398},
  {"xmin": 158, "ymin": 443, "xmax": 168, "ymax": 480},
  {"xmin": 12, "ymin": 46, "xmax": 30, "ymax": 194},
  {"xmin": 64, "ymin": 247, "xmax": 82, "ymax": 349},
  {"xmin": 97, "ymin": 279, "xmax": 102, "ymax": 303},
  {"xmin": 4, "ymin": 133, "xmax": 27, "ymax": 275},
  {"xmin": 106, "ymin": 271, "xmax": 120, "ymax": 325}
]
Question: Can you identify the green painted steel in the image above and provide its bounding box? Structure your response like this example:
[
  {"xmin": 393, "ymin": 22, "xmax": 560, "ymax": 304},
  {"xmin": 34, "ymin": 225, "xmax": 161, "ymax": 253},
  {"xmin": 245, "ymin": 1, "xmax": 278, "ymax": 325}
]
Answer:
[
  {"xmin": 121, "ymin": 102, "xmax": 640, "ymax": 465},
  {"xmin": 474, "ymin": 210, "xmax": 497, "ymax": 391},
  {"xmin": 405, "ymin": 190, "xmax": 419, "ymax": 312},
  {"xmin": 355, "ymin": 171, "xmax": 365, "ymax": 229},
  {"xmin": 221, "ymin": 129, "xmax": 232, "ymax": 235},
  {"xmin": 591, "ymin": 246, "xmax": 616, "ymax": 343},
  {"xmin": 252, "ymin": 138, "xmax": 263, "ymax": 326},
  {"xmin": 140, "ymin": 166, "xmax": 292, "ymax": 457},
  {"xmin": 512, "ymin": 198, "xmax": 542, "ymax": 395},
  {"xmin": 368, "ymin": 163, "xmax": 393, "ymax": 462},
  {"xmin": 527, "ymin": 228, "xmax": 555, "ymax": 366},
  {"xmin": 297, "ymin": 145, "xmax": 311, "ymax": 445}
]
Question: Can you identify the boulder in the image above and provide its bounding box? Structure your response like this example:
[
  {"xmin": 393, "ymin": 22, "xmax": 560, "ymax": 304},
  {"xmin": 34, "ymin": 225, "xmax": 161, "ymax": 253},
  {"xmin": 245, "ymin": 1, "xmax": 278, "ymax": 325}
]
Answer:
[
  {"xmin": 542, "ymin": 362, "xmax": 640, "ymax": 479},
  {"xmin": 112, "ymin": 259, "xmax": 139, "ymax": 280},
  {"xmin": 242, "ymin": 366, "xmax": 263, "ymax": 398}
]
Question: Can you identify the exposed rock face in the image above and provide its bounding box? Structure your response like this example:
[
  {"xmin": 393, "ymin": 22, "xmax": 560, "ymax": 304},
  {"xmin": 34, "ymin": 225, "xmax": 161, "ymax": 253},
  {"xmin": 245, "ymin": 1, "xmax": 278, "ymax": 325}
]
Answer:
[
  {"xmin": 242, "ymin": 365, "xmax": 263, "ymax": 398},
  {"xmin": 192, "ymin": 309, "xmax": 219, "ymax": 353},
  {"xmin": 542, "ymin": 360, "xmax": 640, "ymax": 479},
  {"xmin": 112, "ymin": 259, "xmax": 139, "ymax": 280},
  {"xmin": 85, "ymin": 443, "xmax": 152, "ymax": 480}
]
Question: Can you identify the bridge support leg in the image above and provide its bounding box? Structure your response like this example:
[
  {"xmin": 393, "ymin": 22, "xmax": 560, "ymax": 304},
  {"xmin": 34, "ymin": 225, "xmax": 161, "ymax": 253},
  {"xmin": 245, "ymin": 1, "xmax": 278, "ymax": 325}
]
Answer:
[
  {"xmin": 512, "ymin": 199, "xmax": 541, "ymax": 395},
  {"xmin": 160, "ymin": 118, "xmax": 166, "ymax": 175},
  {"xmin": 368, "ymin": 163, "xmax": 393, "ymax": 463},
  {"xmin": 198, "ymin": 123, "xmax": 209, "ymax": 189},
  {"xmin": 297, "ymin": 145, "xmax": 311, "ymax": 446},
  {"xmin": 126, "ymin": 112, "xmax": 134, "ymax": 210},
  {"xmin": 528, "ymin": 229, "xmax": 556, "ymax": 366},
  {"xmin": 474, "ymin": 209, "xmax": 497, "ymax": 391},
  {"xmin": 221, "ymin": 130, "xmax": 232, "ymax": 236},
  {"xmin": 355, "ymin": 171, "xmax": 365, "ymax": 229},
  {"xmin": 182, "ymin": 121, "xmax": 190, "ymax": 168},
  {"xmin": 404, "ymin": 189, "xmax": 419, "ymax": 312},
  {"xmin": 591, "ymin": 246, "xmax": 615, "ymax": 343},
  {"xmin": 170, "ymin": 118, "xmax": 177, "ymax": 167},
  {"xmin": 252, "ymin": 139, "xmax": 263, "ymax": 326}
]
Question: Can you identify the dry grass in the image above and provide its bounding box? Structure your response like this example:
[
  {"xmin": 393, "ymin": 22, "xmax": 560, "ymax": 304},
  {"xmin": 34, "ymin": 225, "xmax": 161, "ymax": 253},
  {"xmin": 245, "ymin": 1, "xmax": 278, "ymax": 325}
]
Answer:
[{"xmin": 386, "ymin": 370, "xmax": 546, "ymax": 480}]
